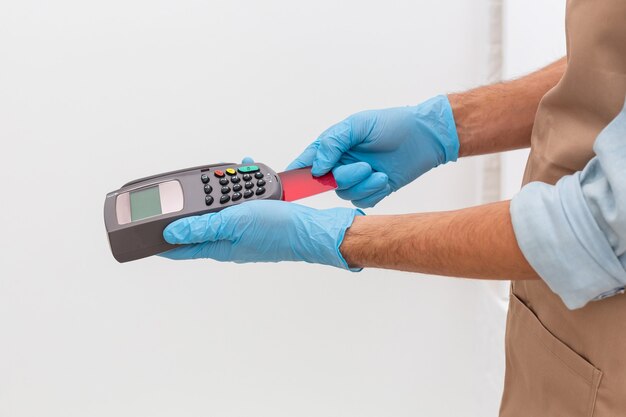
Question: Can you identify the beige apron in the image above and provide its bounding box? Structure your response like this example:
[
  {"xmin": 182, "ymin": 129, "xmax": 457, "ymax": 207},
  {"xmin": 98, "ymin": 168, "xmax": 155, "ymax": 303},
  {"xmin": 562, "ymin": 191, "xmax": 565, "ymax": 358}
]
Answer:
[{"xmin": 499, "ymin": 0, "xmax": 626, "ymax": 416}]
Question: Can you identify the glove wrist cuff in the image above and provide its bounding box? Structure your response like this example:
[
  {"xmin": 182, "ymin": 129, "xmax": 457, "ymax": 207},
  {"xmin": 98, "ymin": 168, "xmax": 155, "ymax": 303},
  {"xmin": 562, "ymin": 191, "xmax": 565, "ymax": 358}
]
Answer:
[
  {"xmin": 335, "ymin": 209, "xmax": 365, "ymax": 272},
  {"xmin": 412, "ymin": 95, "xmax": 460, "ymax": 164},
  {"xmin": 437, "ymin": 95, "xmax": 460, "ymax": 163}
]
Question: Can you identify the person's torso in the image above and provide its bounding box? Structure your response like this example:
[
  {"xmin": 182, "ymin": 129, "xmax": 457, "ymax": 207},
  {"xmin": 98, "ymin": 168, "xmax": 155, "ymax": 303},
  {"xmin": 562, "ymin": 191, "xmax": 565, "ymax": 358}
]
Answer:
[{"xmin": 501, "ymin": 0, "xmax": 626, "ymax": 416}]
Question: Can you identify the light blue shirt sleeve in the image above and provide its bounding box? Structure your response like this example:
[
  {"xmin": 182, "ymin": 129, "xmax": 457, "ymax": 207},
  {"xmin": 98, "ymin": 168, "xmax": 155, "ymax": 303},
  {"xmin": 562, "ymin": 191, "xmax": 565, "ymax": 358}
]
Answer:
[{"xmin": 510, "ymin": 100, "xmax": 626, "ymax": 310}]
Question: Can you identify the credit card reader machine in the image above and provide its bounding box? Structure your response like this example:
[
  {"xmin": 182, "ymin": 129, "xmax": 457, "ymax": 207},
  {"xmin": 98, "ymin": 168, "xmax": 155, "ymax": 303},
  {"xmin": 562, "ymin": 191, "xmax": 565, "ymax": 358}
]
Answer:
[
  {"xmin": 104, "ymin": 163, "xmax": 336, "ymax": 263},
  {"xmin": 104, "ymin": 163, "xmax": 283, "ymax": 263}
]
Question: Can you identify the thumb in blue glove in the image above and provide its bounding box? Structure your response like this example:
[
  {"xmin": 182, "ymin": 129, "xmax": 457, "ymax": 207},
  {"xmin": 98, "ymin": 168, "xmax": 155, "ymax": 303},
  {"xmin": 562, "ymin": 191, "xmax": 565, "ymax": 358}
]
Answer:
[{"xmin": 287, "ymin": 95, "xmax": 459, "ymax": 208}]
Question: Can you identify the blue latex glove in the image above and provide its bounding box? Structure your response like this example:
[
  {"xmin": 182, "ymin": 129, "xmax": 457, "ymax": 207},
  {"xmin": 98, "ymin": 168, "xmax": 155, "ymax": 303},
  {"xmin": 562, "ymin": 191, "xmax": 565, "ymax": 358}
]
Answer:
[
  {"xmin": 160, "ymin": 200, "xmax": 362, "ymax": 269},
  {"xmin": 287, "ymin": 95, "xmax": 459, "ymax": 208}
]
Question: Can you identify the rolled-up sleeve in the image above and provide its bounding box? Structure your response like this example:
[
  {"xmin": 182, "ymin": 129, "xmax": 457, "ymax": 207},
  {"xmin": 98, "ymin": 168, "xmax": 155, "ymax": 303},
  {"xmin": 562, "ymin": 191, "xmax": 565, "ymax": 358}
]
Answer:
[{"xmin": 510, "ymin": 101, "xmax": 626, "ymax": 309}]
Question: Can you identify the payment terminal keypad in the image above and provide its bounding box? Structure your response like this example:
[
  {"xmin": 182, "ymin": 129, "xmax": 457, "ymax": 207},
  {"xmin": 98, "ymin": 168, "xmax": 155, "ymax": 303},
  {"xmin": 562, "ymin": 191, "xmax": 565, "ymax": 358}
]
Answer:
[{"xmin": 203, "ymin": 165, "xmax": 270, "ymax": 206}]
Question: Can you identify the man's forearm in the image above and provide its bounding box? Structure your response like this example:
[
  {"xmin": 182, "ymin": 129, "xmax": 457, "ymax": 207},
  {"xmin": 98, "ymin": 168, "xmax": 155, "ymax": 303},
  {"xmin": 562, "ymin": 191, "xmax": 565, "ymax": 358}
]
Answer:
[
  {"xmin": 340, "ymin": 201, "xmax": 539, "ymax": 280},
  {"xmin": 449, "ymin": 57, "xmax": 566, "ymax": 157}
]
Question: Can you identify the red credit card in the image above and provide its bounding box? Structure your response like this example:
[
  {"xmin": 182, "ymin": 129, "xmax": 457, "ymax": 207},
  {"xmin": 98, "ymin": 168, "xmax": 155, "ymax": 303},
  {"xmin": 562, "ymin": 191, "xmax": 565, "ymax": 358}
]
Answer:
[{"xmin": 278, "ymin": 168, "xmax": 337, "ymax": 201}]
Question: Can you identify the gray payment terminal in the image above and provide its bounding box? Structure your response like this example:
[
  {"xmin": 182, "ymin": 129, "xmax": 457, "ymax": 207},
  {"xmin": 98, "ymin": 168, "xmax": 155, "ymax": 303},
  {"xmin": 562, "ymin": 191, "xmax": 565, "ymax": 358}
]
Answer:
[{"xmin": 104, "ymin": 163, "xmax": 282, "ymax": 263}]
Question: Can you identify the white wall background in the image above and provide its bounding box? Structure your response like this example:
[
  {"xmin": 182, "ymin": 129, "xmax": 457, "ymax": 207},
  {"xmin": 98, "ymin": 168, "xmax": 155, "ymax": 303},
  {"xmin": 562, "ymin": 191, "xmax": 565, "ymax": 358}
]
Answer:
[{"xmin": 0, "ymin": 1, "xmax": 562, "ymax": 416}]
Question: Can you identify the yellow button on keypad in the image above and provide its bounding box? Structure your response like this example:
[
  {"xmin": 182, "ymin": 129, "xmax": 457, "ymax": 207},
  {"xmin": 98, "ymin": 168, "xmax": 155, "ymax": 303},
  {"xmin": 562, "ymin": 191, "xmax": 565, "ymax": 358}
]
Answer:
[{"xmin": 225, "ymin": 168, "xmax": 237, "ymax": 176}]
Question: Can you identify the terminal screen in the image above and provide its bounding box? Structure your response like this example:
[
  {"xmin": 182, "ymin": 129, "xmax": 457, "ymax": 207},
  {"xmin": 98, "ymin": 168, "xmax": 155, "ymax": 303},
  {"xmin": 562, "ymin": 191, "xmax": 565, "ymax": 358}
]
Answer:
[{"xmin": 130, "ymin": 186, "xmax": 162, "ymax": 222}]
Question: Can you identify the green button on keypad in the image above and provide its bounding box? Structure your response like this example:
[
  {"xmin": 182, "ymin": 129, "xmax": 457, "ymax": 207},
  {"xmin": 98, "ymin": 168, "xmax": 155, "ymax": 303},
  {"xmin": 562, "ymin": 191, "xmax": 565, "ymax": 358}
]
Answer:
[{"xmin": 238, "ymin": 165, "xmax": 260, "ymax": 173}]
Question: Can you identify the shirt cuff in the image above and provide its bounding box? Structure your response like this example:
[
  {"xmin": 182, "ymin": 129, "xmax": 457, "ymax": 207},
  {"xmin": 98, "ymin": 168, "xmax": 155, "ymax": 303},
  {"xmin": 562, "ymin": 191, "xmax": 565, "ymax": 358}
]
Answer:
[{"xmin": 511, "ymin": 175, "xmax": 626, "ymax": 309}]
